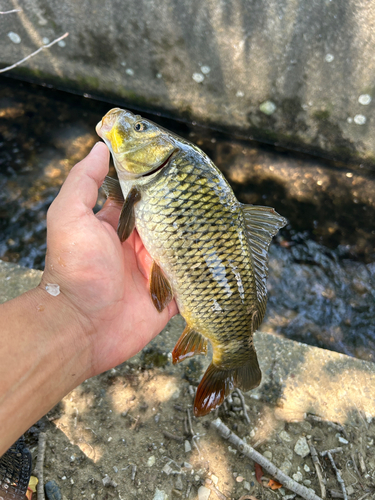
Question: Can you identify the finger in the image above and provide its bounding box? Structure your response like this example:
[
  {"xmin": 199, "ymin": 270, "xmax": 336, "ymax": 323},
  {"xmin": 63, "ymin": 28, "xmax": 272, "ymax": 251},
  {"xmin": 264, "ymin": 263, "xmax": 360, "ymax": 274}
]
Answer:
[
  {"xmin": 96, "ymin": 198, "xmax": 121, "ymax": 229},
  {"xmin": 54, "ymin": 142, "xmax": 110, "ymax": 215}
]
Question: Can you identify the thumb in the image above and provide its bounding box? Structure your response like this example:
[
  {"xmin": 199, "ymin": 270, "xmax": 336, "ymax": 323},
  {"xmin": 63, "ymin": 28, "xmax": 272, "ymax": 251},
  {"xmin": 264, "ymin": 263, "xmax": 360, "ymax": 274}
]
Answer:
[{"xmin": 52, "ymin": 142, "xmax": 110, "ymax": 217}]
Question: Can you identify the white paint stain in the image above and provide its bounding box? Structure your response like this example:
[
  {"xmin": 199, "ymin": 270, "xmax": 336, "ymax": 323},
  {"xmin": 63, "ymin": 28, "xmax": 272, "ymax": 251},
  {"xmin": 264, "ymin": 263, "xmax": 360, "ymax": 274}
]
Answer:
[
  {"xmin": 259, "ymin": 100, "xmax": 276, "ymax": 115},
  {"xmin": 126, "ymin": 68, "xmax": 134, "ymax": 76},
  {"xmin": 325, "ymin": 53, "xmax": 334, "ymax": 63},
  {"xmin": 358, "ymin": 94, "xmax": 371, "ymax": 105},
  {"xmin": 58, "ymin": 40, "xmax": 66, "ymax": 48},
  {"xmin": 7, "ymin": 32, "xmax": 21, "ymax": 44},
  {"xmin": 354, "ymin": 114, "xmax": 366, "ymax": 125},
  {"xmin": 236, "ymin": 90, "xmax": 244, "ymax": 98},
  {"xmin": 200, "ymin": 65, "xmax": 211, "ymax": 74},
  {"xmin": 192, "ymin": 72, "xmax": 204, "ymax": 83}
]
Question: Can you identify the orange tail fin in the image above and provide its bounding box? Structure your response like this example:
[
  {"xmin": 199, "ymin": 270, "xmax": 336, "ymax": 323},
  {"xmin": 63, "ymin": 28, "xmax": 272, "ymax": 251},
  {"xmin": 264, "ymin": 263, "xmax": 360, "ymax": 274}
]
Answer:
[{"xmin": 194, "ymin": 351, "xmax": 261, "ymax": 417}]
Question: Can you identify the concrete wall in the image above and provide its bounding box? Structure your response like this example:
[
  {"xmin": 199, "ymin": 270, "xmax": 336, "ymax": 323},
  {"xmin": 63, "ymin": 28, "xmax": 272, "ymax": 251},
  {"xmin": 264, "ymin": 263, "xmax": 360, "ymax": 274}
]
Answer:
[{"xmin": 1, "ymin": 0, "xmax": 375, "ymax": 167}]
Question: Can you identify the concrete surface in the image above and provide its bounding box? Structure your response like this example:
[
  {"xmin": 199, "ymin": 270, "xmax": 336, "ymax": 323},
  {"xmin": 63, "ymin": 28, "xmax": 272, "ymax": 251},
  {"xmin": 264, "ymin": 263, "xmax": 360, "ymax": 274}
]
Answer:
[
  {"xmin": 1, "ymin": 259, "xmax": 374, "ymax": 426},
  {"xmin": 1, "ymin": 1, "xmax": 375, "ymax": 168}
]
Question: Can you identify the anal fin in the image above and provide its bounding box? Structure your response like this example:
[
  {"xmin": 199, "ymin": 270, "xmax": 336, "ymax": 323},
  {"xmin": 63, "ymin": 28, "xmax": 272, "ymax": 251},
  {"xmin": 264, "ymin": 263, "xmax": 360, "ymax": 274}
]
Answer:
[
  {"xmin": 194, "ymin": 347, "xmax": 261, "ymax": 417},
  {"xmin": 172, "ymin": 325, "xmax": 208, "ymax": 364},
  {"xmin": 118, "ymin": 186, "xmax": 141, "ymax": 242},
  {"xmin": 150, "ymin": 261, "xmax": 173, "ymax": 313}
]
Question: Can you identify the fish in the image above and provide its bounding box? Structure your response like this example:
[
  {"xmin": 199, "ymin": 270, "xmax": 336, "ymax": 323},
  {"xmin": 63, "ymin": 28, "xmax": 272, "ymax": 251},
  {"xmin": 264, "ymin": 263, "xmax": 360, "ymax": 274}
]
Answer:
[{"xmin": 96, "ymin": 108, "xmax": 287, "ymax": 417}]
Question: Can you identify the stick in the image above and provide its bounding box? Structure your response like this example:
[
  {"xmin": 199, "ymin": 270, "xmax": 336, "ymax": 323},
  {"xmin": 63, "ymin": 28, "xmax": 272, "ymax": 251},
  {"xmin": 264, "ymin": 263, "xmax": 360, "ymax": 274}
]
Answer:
[
  {"xmin": 185, "ymin": 481, "xmax": 192, "ymax": 498},
  {"xmin": 187, "ymin": 408, "xmax": 201, "ymax": 455},
  {"xmin": 307, "ymin": 415, "xmax": 349, "ymax": 440},
  {"xmin": 204, "ymin": 478, "xmax": 228, "ymax": 500},
  {"xmin": 0, "ymin": 9, "xmax": 21, "ymax": 14},
  {"xmin": 131, "ymin": 464, "xmax": 137, "ymax": 482},
  {"xmin": 211, "ymin": 418, "xmax": 322, "ymax": 500},
  {"xmin": 308, "ymin": 440, "xmax": 326, "ymax": 499},
  {"xmin": 34, "ymin": 432, "xmax": 47, "ymax": 500},
  {"xmin": 0, "ymin": 32, "xmax": 69, "ymax": 74},
  {"xmin": 162, "ymin": 430, "xmax": 183, "ymax": 443},
  {"xmin": 358, "ymin": 452, "xmax": 366, "ymax": 474},
  {"xmin": 234, "ymin": 389, "xmax": 250, "ymax": 424},
  {"xmin": 321, "ymin": 451, "xmax": 347, "ymax": 500}
]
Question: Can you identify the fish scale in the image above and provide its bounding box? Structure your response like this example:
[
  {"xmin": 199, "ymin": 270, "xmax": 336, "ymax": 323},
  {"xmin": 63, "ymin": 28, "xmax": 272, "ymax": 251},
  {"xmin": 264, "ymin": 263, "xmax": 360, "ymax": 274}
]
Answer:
[
  {"xmin": 135, "ymin": 161, "xmax": 258, "ymax": 358},
  {"xmin": 96, "ymin": 107, "xmax": 286, "ymax": 415}
]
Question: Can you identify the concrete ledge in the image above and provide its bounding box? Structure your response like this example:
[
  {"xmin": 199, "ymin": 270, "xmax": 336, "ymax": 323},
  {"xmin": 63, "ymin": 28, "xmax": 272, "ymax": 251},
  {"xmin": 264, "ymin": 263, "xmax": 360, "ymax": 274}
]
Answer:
[
  {"xmin": 1, "ymin": 259, "xmax": 374, "ymax": 425},
  {"xmin": 1, "ymin": 1, "xmax": 375, "ymax": 167}
]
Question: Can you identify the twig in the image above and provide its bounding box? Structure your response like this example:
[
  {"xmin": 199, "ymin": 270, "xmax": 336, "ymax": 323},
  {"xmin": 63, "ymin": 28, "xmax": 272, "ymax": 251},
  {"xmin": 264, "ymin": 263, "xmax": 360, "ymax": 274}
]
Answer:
[
  {"xmin": 234, "ymin": 389, "xmax": 250, "ymax": 424},
  {"xmin": 185, "ymin": 481, "xmax": 192, "ymax": 498},
  {"xmin": 211, "ymin": 418, "xmax": 322, "ymax": 500},
  {"xmin": 131, "ymin": 464, "xmax": 137, "ymax": 482},
  {"xmin": 184, "ymin": 416, "xmax": 189, "ymax": 435},
  {"xmin": 350, "ymin": 452, "xmax": 361, "ymax": 479},
  {"xmin": 34, "ymin": 432, "xmax": 47, "ymax": 500},
  {"xmin": 308, "ymin": 440, "xmax": 326, "ymax": 499},
  {"xmin": 187, "ymin": 408, "xmax": 194, "ymax": 436},
  {"xmin": 187, "ymin": 408, "xmax": 201, "ymax": 455},
  {"xmin": 320, "ymin": 448, "xmax": 343, "ymax": 456},
  {"xmin": 357, "ymin": 492, "xmax": 371, "ymax": 500},
  {"xmin": 321, "ymin": 450, "xmax": 347, "ymax": 500},
  {"xmin": 204, "ymin": 478, "xmax": 228, "ymax": 500},
  {"xmin": 0, "ymin": 32, "xmax": 69, "ymax": 74},
  {"xmin": 307, "ymin": 415, "xmax": 349, "ymax": 440},
  {"xmin": 358, "ymin": 452, "xmax": 366, "ymax": 474},
  {"xmin": 0, "ymin": 9, "xmax": 21, "ymax": 14},
  {"xmin": 162, "ymin": 430, "xmax": 183, "ymax": 443}
]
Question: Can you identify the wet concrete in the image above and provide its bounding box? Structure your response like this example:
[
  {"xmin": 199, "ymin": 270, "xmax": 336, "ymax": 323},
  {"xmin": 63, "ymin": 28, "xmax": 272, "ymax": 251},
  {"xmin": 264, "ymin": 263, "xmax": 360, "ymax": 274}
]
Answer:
[{"xmin": 0, "ymin": 78, "xmax": 374, "ymax": 361}]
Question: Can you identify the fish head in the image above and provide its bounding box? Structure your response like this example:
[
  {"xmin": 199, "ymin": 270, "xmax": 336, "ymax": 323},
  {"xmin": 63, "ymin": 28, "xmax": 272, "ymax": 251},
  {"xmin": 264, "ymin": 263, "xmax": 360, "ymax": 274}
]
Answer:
[{"xmin": 96, "ymin": 108, "xmax": 177, "ymax": 179}]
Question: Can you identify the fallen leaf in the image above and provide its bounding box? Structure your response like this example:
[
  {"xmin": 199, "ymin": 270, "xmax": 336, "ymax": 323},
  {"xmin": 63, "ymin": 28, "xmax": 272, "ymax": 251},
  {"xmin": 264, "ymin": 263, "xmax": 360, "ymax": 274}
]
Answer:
[
  {"xmin": 254, "ymin": 463, "xmax": 263, "ymax": 484},
  {"xmin": 267, "ymin": 479, "xmax": 283, "ymax": 490}
]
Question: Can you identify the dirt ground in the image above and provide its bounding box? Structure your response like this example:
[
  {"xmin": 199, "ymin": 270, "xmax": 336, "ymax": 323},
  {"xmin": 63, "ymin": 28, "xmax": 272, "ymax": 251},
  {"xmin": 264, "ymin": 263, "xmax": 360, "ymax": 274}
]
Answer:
[{"xmin": 23, "ymin": 317, "xmax": 375, "ymax": 500}]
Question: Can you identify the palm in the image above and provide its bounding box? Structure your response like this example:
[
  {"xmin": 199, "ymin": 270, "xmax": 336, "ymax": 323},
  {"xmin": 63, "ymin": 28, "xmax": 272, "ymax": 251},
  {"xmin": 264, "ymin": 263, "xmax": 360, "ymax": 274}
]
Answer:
[{"xmin": 42, "ymin": 143, "xmax": 177, "ymax": 376}]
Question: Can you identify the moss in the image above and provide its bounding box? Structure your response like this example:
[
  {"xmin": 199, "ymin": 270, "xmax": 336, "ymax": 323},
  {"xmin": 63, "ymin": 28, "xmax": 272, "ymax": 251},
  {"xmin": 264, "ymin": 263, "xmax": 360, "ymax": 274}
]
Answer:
[{"xmin": 313, "ymin": 109, "xmax": 331, "ymax": 121}]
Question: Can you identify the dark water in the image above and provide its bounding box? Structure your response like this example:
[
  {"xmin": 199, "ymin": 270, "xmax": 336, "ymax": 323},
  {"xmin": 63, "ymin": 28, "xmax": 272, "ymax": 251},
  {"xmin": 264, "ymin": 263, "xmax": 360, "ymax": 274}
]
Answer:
[{"xmin": 1, "ymin": 76, "xmax": 374, "ymax": 362}]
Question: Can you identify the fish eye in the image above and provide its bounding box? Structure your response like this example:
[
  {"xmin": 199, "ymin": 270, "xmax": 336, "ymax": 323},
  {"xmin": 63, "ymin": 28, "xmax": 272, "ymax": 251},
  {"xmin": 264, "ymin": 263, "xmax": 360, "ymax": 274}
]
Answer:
[{"xmin": 134, "ymin": 121, "xmax": 147, "ymax": 132}]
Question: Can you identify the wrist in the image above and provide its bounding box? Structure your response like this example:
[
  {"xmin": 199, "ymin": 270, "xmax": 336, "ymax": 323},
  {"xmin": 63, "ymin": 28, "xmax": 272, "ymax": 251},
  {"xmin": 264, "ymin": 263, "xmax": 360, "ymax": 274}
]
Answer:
[{"xmin": 0, "ymin": 283, "xmax": 94, "ymax": 455}]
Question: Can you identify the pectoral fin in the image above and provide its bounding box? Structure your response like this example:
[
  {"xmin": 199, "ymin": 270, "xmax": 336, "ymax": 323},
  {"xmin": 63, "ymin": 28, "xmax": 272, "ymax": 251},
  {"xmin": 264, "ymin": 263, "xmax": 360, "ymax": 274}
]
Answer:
[
  {"xmin": 172, "ymin": 325, "xmax": 208, "ymax": 364},
  {"xmin": 117, "ymin": 186, "xmax": 142, "ymax": 242},
  {"xmin": 102, "ymin": 176, "xmax": 124, "ymax": 205},
  {"xmin": 150, "ymin": 261, "xmax": 173, "ymax": 312}
]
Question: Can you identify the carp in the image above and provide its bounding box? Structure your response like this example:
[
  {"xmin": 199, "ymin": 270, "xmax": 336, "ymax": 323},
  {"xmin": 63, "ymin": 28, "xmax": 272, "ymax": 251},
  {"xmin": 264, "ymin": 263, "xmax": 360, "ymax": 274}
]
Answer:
[{"xmin": 96, "ymin": 108, "xmax": 286, "ymax": 416}]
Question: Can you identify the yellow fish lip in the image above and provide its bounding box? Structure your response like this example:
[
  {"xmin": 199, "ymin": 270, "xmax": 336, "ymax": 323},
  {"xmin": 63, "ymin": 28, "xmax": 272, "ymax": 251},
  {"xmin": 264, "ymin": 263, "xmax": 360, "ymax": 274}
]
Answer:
[{"xmin": 95, "ymin": 108, "xmax": 123, "ymax": 148}]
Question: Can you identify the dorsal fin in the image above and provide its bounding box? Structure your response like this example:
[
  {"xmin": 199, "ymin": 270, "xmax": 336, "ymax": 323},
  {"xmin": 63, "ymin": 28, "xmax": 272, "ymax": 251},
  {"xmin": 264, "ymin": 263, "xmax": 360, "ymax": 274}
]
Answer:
[
  {"xmin": 242, "ymin": 204, "xmax": 287, "ymax": 325},
  {"xmin": 102, "ymin": 176, "xmax": 124, "ymax": 205}
]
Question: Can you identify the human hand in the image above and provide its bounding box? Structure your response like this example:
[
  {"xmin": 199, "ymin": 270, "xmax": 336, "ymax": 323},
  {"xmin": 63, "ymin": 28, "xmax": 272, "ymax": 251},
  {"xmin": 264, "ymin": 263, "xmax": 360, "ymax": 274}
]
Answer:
[{"xmin": 41, "ymin": 142, "xmax": 178, "ymax": 377}]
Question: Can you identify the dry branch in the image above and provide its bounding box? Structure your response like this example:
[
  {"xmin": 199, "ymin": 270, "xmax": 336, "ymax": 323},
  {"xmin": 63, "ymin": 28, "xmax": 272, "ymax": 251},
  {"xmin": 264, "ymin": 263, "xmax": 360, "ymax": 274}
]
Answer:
[
  {"xmin": 308, "ymin": 439, "xmax": 326, "ymax": 499},
  {"xmin": 211, "ymin": 418, "xmax": 323, "ymax": 500},
  {"xmin": 0, "ymin": 32, "xmax": 69, "ymax": 74},
  {"xmin": 0, "ymin": 9, "xmax": 21, "ymax": 14},
  {"xmin": 234, "ymin": 389, "xmax": 250, "ymax": 424},
  {"xmin": 321, "ymin": 450, "xmax": 347, "ymax": 500},
  {"xmin": 34, "ymin": 432, "xmax": 47, "ymax": 500}
]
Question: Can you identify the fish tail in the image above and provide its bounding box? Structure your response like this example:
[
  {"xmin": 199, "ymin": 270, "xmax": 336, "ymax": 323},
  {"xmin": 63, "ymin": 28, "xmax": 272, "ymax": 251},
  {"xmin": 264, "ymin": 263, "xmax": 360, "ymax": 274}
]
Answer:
[{"xmin": 194, "ymin": 350, "xmax": 261, "ymax": 417}]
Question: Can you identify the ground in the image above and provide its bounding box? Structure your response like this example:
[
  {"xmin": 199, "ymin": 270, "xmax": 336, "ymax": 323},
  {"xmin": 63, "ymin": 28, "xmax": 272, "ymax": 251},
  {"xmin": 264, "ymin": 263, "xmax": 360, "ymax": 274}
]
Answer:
[{"xmin": 24, "ymin": 316, "xmax": 375, "ymax": 500}]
